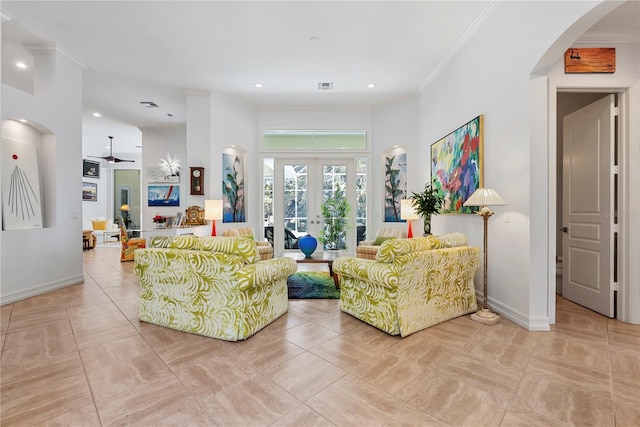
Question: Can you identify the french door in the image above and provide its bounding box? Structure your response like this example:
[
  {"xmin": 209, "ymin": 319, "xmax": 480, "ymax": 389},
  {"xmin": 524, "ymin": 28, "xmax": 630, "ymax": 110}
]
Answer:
[{"xmin": 272, "ymin": 158, "xmax": 357, "ymax": 255}]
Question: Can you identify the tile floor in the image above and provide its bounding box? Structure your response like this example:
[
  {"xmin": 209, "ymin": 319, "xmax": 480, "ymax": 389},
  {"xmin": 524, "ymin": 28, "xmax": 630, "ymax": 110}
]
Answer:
[{"xmin": 1, "ymin": 247, "xmax": 638, "ymax": 426}]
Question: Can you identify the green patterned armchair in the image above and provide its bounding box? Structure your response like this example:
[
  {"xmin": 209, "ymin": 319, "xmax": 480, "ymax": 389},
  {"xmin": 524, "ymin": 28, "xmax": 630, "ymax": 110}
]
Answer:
[
  {"xmin": 333, "ymin": 233, "xmax": 479, "ymax": 337},
  {"xmin": 134, "ymin": 235, "xmax": 297, "ymax": 341}
]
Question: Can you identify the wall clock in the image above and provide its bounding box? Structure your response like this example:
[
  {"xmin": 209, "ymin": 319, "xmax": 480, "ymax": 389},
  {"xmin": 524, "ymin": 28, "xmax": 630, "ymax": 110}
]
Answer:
[{"xmin": 190, "ymin": 167, "xmax": 204, "ymax": 195}]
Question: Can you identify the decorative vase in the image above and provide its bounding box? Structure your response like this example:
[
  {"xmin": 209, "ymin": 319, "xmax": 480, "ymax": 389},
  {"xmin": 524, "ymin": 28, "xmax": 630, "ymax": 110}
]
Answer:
[{"xmin": 298, "ymin": 234, "xmax": 318, "ymax": 258}]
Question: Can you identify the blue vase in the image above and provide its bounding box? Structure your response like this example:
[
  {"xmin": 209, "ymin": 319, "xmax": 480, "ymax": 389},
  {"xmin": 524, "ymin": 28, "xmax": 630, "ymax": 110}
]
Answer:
[{"xmin": 298, "ymin": 234, "xmax": 318, "ymax": 258}]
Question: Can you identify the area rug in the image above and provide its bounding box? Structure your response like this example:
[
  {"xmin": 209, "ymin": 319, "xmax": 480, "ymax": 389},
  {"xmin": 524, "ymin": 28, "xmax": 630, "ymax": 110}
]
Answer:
[{"xmin": 287, "ymin": 272, "xmax": 340, "ymax": 299}]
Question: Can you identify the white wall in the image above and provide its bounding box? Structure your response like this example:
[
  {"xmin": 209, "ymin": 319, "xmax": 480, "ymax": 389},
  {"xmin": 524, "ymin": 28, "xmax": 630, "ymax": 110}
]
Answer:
[
  {"xmin": 415, "ymin": 0, "xmax": 616, "ymax": 329},
  {"xmin": 210, "ymin": 96, "xmax": 258, "ymax": 234},
  {"xmin": 1, "ymin": 47, "xmax": 85, "ymax": 303},
  {"xmin": 139, "ymin": 125, "xmax": 186, "ymax": 229},
  {"xmin": 371, "ymin": 98, "xmax": 419, "ymax": 236}
]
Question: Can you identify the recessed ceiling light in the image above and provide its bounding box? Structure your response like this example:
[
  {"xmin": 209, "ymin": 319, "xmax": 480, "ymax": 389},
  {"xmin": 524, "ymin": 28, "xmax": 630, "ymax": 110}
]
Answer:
[
  {"xmin": 16, "ymin": 62, "xmax": 27, "ymax": 69},
  {"xmin": 254, "ymin": 83, "xmax": 263, "ymax": 88},
  {"xmin": 367, "ymin": 83, "xmax": 376, "ymax": 89},
  {"xmin": 19, "ymin": 119, "xmax": 27, "ymax": 123},
  {"xmin": 93, "ymin": 112, "xmax": 101, "ymax": 117}
]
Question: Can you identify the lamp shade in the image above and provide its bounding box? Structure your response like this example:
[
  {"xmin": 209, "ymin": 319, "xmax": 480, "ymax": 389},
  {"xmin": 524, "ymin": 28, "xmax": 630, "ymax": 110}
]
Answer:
[
  {"xmin": 204, "ymin": 200, "xmax": 223, "ymax": 221},
  {"xmin": 463, "ymin": 188, "xmax": 507, "ymax": 207},
  {"xmin": 120, "ymin": 204, "xmax": 130, "ymax": 211},
  {"xmin": 400, "ymin": 199, "xmax": 420, "ymax": 220}
]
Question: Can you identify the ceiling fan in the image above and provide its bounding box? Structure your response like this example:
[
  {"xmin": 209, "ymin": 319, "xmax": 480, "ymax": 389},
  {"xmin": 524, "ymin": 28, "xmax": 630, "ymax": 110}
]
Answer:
[{"xmin": 89, "ymin": 136, "xmax": 135, "ymax": 164}]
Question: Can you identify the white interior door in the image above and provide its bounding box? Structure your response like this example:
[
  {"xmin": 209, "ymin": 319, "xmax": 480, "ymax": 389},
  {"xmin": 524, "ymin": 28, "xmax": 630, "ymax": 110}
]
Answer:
[
  {"xmin": 273, "ymin": 158, "xmax": 355, "ymax": 255},
  {"xmin": 562, "ymin": 94, "xmax": 615, "ymax": 317}
]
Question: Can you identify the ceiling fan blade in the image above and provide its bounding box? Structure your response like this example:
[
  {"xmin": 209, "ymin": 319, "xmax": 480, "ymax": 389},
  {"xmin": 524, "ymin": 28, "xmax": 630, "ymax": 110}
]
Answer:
[
  {"xmin": 114, "ymin": 158, "xmax": 135, "ymax": 163},
  {"xmin": 88, "ymin": 155, "xmax": 109, "ymax": 160}
]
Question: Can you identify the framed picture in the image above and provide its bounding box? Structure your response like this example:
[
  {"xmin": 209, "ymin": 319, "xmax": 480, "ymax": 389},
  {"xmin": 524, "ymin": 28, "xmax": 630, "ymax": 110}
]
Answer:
[
  {"xmin": 174, "ymin": 211, "xmax": 184, "ymax": 227},
  {"xmin": 383, "ymin": 150, "xmax": 407, "ymax": 222},
  {"xmin": 83, "ymin": 159, "xmax": 100, "ymax": 178},
  {"xmin": 2, "ymin": 137, "xmax": 43, "ymax": 229},
  {"xmin": 148, "ymin": 185, "xmax": 179, "ymax": 207},
  {"xmin": 430, "ymin": 115, "xmax": 483, "ymax": 213},
  {"xmin": 147, "ymin": 166, "xmax": 179, "ymax": 183},
  {"xmin": 82, "ymin": 181, "xmax": 98, "ymax": 201},
  {"xmin": 222, "ymin": 152, "xmax": 245, "ymax": 222}
]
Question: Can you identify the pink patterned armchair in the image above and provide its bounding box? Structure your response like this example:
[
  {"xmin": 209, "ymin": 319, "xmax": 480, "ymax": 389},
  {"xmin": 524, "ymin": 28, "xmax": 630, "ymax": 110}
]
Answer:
[{"xmin": 118, "ymin": 217, "xmax": 146, "ymax": 262}]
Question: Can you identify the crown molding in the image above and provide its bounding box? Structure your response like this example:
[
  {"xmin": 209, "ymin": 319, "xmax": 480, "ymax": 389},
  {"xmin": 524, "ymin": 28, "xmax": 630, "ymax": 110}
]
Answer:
[
  {"xmin": 25, "ymin": 43, "xmax": 87, "ymax": 70},
  {"xmin": 576, "ymin": 30, "xmax": 640, "ymax": 44},
  {"xmin": 419, "ymin": 0, "xmax": 501, "ymax": 92}
]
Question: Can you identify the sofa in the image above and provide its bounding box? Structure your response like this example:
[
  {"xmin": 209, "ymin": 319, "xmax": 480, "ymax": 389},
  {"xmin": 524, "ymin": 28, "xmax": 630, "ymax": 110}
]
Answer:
[
  {"xmin": 134, "ymin": 235, "xmax": 297, "ymax": 341},
  {"xmin": 223, "ymin": 227, "xmax": 274, "ymax": 260},
  {"xmin": 87, "ymin": 217, "xmax": 120, "ymax": 245},
  {"xmin": 355, "ymin": 227, "xmax": 405, "ymax": 259},
  {"xmin": 333, "ymin": 232, "xmax": 479, "ymax": 337}
]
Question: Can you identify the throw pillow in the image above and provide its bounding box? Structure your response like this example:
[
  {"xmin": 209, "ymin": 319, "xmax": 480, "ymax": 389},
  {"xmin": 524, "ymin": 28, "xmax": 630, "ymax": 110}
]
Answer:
[
  {"xmin": 373, "ymin": 236, "xmax": 396, "ymax": 246},
  {"xmin": 92, "ymin": 220, "xmax": 107, "ymax": 230}
]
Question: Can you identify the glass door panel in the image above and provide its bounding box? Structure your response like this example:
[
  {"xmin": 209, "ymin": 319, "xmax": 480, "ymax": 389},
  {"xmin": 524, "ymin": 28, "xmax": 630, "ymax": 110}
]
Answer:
[{"xmin": 273, "ymin": 158, "xmax": 357, "ymax": 255}]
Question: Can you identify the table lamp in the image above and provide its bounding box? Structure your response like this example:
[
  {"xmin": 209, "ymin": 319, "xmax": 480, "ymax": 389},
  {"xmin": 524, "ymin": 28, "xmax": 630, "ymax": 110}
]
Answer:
[
  {"xmin": 400, "ymin": 199, "xmax": 419, "ymax": 238},
  {"xmin": 204, "ymin": 200, "xmax": 223, "ymax": 236},
  {"xmin": 463, "ymin": 188, "xmax": 506, "ymax": 325}
]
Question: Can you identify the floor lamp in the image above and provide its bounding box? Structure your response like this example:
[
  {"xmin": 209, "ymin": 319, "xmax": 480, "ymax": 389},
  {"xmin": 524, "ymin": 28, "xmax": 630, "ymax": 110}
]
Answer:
[
  {"xmin": 204, "ymin": 200, "xmax": 223, "ymax": 236},
  {"xmin": 463, "ymin": 188, "xmax": 506, "ymax": 325},
  {"xmin": 400, "ymin": 199, "xmax": 419, "ymax": 238},
  {"xmin": 120, "ymin": 204, "xmax": 131, "ymax": 229}
]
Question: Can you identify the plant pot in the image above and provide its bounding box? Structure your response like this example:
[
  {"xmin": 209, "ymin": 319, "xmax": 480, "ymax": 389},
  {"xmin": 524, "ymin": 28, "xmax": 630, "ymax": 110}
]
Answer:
[{"xmin": 423, "ymin": 215, "xmax": 432, "ymax": 235}]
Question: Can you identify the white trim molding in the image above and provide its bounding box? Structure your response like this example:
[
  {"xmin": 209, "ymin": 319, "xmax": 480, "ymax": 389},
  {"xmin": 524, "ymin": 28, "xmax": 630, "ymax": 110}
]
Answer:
[{"xmin": 0, "ymin": 274, "xmax": 85, "ymax": 305}]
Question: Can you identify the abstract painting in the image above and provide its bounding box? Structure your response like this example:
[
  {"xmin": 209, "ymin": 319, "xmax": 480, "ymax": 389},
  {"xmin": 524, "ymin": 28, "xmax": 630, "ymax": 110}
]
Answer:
[
  {"xmin": 431, "ymin": 115, "xmax": 483, "ymax": 213},
  {"xmin": 148, "ymin": 185, "xmax": 180, "ymax": 207},
  {"xmin": 222, "ymin": 153, "xmax": 245, "ymax": 222},
  {"xmin": 383, "ymin": 151, "xmax": 407, "ymax": 222},
  {"xmin": 1, "ymin": 137, "xmax": 43, "ymax": 230}
]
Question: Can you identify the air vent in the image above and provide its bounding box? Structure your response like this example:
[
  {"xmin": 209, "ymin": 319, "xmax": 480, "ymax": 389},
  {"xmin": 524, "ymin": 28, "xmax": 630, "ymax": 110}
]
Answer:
[
  {"xmin": 140, "ymin": 101, "xmax": 159, "ymax": 108},
  {"xmin": 317, "ymin": 82, "xmax": 334, "ymax": 91}
]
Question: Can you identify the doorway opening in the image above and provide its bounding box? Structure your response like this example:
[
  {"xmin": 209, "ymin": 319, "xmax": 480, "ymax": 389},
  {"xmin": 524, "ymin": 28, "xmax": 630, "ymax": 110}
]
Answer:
[
  {"xmin": 555, "ymin": 90, "xmax": 622, "ymax": 320},
  {"xmin": 113, "ymin": 169, "xmax": 141, "ymax": 230}
]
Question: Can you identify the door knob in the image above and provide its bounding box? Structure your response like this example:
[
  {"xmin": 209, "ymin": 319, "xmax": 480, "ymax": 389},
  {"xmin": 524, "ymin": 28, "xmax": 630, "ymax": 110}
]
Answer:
[{"xmin": 561, "ymin": 227, "xmax": 568, "ymax": 233}]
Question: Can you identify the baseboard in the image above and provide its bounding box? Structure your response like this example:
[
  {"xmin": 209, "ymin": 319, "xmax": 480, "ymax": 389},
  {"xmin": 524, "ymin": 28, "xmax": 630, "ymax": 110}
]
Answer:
[
  {"xmin": 476, "ymin": 292, "xmax": 551, "ymax": 331},
  {"xmin": 0, "ymin": 274, "xmax": 85, "ymax": 305}
]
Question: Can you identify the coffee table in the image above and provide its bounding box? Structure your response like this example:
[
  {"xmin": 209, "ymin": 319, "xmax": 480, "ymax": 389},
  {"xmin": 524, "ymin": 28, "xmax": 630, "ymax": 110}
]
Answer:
[{"xmin": 281, "ymin": 251, "xmax": 341, "ymax": 289}]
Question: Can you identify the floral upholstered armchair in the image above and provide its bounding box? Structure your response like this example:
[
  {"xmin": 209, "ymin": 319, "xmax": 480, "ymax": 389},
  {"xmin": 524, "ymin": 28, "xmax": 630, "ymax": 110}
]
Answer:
[
  {"xmin": 118, "ymin": 217, "xmax": 146, "ymax": 262},
  {"xmin": 223, "ymin": 227, "xmax": 274, "ymax": 260},
  {"xmin": 134, "ymin": 235, "xmax": 297, "ymax": 341},
  {"xmin": 334, "ymin": 233, "xmax": 479, "ymax": 337}
]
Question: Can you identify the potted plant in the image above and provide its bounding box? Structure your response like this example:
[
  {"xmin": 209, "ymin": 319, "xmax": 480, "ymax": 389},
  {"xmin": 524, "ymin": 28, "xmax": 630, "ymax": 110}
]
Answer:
[
  {"xmin": 409, "ymin": 181, "xmax": 444, "ymax": 235},
  {"xmin": 318, "ymin": 183, "xmax": 351, "ymax": 250}
]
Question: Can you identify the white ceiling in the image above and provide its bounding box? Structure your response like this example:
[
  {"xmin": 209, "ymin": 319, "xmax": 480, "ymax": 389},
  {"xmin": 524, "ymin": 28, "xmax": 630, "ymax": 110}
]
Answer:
[{"xmin": 2, "ymin": 1, "xmax": 638, "ymax": 154}]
